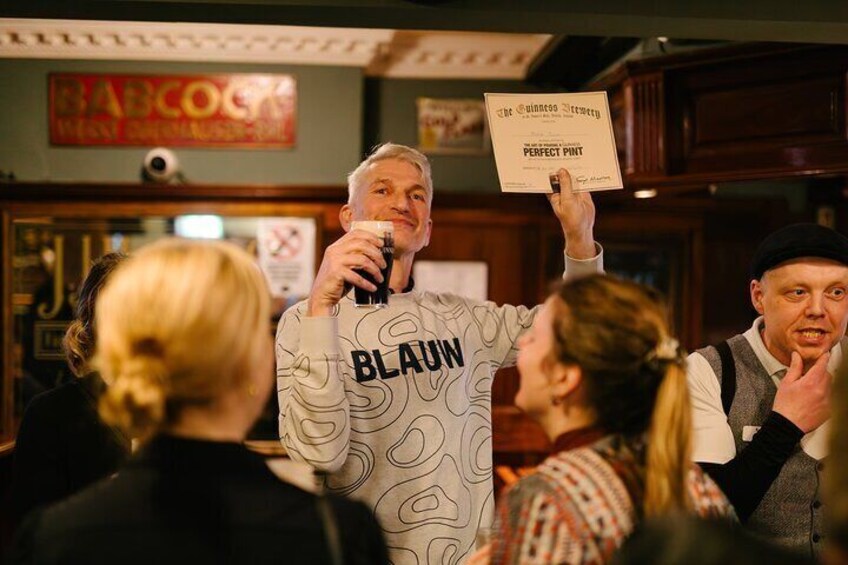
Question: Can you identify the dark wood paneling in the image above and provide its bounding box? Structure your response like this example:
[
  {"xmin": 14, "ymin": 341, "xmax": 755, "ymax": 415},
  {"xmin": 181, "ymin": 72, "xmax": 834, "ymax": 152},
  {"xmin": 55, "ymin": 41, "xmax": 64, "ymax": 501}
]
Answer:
[
  {"xmin": 629, "ymin": 73, "xmax": 666, "ymax": 176},
  {"xmin": 699, "ymin": 198, "xmax": 795, "ymax": 345},
  {"xmin": 1, "ymin": 212, "xmax": 9, "ymax": 445},
  {"xmin": 592, "ymin": 43, "xmax": 848, "ymax": 189},
  {"xmin": 492, "ymin": 403, "xmax": 550, "ymax": 453},
  {"xmin": 678, "ymin": 72, "xmax": 847, "ymax": 175},
  {"xmin": 419, "ymin": 211, "xmax": 542, "ymax": 308},
  {"xmin": 0, "ymin": 182, "xmax": 795, "ymax": 472},
  {"xmin": 690, "ymin": 78, "xmax": 841, "ymax": 147}
]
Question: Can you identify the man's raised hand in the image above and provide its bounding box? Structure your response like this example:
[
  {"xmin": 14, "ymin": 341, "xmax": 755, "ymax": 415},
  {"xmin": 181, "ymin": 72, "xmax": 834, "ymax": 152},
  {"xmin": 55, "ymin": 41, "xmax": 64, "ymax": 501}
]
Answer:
[
  {"xmin": 773, "ymin": 351, "xmax": 831, "ymax": 433},
  {"xmin": 546, "ymin": 168, "xmax": 596, "ymax": 260},
  {"xmin": 307, "ymin": 229, "xmax": 387, "ymax": 317}
]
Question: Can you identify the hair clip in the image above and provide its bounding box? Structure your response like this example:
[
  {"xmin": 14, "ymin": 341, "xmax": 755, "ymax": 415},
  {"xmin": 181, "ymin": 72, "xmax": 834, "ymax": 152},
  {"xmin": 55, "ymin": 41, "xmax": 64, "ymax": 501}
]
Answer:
[{"xmin": 646, "ymin": 336, "xmax": 681, "ymax": 365}]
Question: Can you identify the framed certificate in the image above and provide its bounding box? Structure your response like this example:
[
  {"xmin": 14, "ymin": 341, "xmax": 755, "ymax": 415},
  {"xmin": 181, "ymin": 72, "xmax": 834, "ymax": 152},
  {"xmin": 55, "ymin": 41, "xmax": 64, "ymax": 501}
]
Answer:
[{"xmin": 484, "ymin": 91, "xmax": 623, "ymax": 193}]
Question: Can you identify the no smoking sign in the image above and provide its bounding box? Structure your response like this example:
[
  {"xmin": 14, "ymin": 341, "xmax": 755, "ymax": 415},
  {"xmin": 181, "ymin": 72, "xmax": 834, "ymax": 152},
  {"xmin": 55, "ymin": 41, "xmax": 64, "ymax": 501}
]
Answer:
[{"xmin": 266, "ymin": 225, "xmax": 303, "ymax": 260}]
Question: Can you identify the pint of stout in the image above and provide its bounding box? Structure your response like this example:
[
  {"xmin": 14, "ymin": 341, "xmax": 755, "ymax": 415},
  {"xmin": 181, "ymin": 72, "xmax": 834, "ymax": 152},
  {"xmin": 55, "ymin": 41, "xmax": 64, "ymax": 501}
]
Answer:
[{"xmin": 350, "ymin": 221, "xmax": 394, "ymax": 308}]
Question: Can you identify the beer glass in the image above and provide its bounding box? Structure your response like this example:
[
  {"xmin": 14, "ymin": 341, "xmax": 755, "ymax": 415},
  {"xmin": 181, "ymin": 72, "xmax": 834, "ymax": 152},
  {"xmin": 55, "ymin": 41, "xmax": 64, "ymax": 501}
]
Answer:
[{"xmin": 350, "ymin": 221, "xmax": 394, "ymax": 308}]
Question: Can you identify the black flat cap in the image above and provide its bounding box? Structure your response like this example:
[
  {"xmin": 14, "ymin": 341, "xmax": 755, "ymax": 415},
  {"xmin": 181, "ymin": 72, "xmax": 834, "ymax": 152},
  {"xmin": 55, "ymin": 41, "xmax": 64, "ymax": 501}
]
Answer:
[{"xmin": 751, "ymin": 223, "xmax": 848, "ymax": 279}]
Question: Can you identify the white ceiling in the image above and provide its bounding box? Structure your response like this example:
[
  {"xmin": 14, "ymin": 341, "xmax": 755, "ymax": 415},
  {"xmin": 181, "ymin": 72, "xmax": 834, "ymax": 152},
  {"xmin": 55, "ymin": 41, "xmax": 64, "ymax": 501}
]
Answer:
[{"xmin": 0, "ymin": 18, "xmax": 553, "ymax": 80}]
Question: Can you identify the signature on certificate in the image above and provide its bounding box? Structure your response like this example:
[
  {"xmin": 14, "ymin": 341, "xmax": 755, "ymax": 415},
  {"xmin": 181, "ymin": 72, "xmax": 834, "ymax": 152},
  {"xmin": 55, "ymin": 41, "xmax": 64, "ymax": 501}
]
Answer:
[{"xmin": 577, "ymin": 174, "xmax": 613, "ymax": 184}]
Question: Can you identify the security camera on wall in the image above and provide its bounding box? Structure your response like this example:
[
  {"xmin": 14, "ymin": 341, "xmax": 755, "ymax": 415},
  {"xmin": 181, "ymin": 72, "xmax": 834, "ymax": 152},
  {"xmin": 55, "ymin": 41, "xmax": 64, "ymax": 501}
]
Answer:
[{"xmin": 142, "ymin": 147, "xmax": 183, "ymax": 183}]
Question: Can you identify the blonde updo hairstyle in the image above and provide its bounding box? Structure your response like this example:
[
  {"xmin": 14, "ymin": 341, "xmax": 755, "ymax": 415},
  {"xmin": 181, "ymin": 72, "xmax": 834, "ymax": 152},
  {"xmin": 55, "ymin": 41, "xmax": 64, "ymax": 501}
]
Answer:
[
  {"xmin": 547, "ymin": 274, "xmax": 692, "ymax": 517},
  {"xmin": 94, "ymin": 239, "xmax": 271, "ymax": 441}
]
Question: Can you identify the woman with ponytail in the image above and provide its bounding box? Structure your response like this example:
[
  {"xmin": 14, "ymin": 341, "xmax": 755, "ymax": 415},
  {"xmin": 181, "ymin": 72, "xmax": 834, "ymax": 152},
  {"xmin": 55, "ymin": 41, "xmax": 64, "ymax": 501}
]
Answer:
[
  {"xmin": 483, "ymin": 274, "xmax": 734, "ymax": 564},
  {"xmin": 11, "ymin": 253, "xmax": 129, "ymax": 525},
  {"xmin": 11, "ymin": 239, "xmax": 387, "ymax": 565}
]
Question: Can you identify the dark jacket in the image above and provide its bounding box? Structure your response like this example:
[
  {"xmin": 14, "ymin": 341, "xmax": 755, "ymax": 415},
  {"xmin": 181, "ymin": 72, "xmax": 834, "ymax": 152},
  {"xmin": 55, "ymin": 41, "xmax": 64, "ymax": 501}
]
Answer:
[
  {"xmin": 10, "ymin": 373, "xmax": 130, "ymax": 525},
  {"xmin": 10, "ymin": 434, "xmax": 388, "ymax": 565}
]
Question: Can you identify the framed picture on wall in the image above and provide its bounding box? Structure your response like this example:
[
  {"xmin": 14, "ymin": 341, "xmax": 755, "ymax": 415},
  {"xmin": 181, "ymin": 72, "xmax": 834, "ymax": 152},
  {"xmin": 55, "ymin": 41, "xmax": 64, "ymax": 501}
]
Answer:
[{"xmin": 416, "ymin": 97, "xmax": 491, "ymax": 155}]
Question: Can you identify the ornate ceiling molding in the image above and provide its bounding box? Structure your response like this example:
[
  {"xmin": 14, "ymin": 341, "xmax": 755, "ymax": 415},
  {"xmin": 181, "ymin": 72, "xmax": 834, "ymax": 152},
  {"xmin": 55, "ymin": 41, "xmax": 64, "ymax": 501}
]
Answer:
[
  {"xmin": 0, "ymin": 19, "xmax": 394, "ymax": 67},
  {"xmin": 365, "ymin": 30, "xmax": 552, "ymax": 79},
  {"xmin": 0, "ymin": 18, "xmax": 551, "ymax": 79}
]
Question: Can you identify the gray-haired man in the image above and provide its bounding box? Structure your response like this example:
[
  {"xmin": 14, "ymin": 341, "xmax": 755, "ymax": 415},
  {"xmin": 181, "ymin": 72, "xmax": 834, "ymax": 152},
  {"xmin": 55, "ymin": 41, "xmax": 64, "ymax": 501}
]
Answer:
[{"xmin": 276, "ymin": 143, "xmax": 602, "ymax": 563}]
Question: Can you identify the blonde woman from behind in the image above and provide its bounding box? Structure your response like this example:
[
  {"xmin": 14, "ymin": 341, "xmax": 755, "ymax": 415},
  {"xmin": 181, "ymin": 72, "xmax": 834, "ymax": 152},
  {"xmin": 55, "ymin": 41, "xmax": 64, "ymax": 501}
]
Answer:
[
  {"xmin": 475, "ymin": 274, "xmax": 735, "ymax": 565},
  {"xmin": 10, "ymin": 238, "xmax": 387, "ymax": 565}
]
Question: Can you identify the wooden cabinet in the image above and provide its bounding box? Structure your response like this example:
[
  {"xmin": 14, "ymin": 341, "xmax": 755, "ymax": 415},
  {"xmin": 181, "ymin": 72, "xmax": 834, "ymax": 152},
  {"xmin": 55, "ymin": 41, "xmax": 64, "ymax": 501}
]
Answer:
[{"xmin": 593, "ymin": 43, "xmax": 848, "ymax": 189}]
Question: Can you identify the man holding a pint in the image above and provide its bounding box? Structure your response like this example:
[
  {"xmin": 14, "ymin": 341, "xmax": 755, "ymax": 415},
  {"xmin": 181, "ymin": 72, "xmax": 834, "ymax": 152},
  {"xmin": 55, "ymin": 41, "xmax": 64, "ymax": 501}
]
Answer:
[{"xmin": 276, "ymin": 142, "xmax": 600, "ymax": 564}]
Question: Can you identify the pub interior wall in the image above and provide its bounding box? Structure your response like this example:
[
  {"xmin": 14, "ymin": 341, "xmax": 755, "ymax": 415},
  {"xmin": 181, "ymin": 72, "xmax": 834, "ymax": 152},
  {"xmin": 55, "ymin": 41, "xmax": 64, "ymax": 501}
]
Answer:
[
  {"xmin": 0, "ymin": 59, "xmax": 364, "ymax": 185},
  {"xmin": 0, "ymin": 59, "xmax": 552, "ymax": 192},
  {"xmin": 365, "ymin": 77, "xmax": 543, "ymax": 193}
]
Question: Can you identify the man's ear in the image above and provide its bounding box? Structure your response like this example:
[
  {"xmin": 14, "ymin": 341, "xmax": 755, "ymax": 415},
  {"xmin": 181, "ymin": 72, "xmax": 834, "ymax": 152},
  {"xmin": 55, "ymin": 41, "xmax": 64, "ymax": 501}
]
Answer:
[
  {"xmin": 339, "ymin": 205, "xmax": 353, "ymax": 232},
  {"xmin": 750, "ymin": 279, "xmax": 765, "ymax": 315},
  {"xmin": 423, "ymin": 218, "xmax": 433, "ymax": 247}
]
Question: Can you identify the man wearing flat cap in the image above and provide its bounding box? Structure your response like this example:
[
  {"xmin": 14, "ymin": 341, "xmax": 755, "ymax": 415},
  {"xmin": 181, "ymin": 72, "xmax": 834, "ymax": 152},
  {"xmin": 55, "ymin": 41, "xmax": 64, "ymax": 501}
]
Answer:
[{"xmin": 688, "ymin": 223, "xmax": 848, "ymax": 559}]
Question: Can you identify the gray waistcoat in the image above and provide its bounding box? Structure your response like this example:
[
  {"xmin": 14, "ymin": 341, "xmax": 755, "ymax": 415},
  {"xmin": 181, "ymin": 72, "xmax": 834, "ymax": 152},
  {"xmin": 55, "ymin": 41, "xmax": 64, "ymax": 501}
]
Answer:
[{"xmin": 698, "ymin": 334, "xmax": 825, "ymax": 559}]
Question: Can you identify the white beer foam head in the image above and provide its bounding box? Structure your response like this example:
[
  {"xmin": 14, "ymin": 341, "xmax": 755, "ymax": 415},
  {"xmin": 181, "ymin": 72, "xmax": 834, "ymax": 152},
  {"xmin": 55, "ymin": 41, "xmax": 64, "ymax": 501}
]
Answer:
[{"xmin": 350, "ymin": 220, "xmax": 394, "ymax": 236}]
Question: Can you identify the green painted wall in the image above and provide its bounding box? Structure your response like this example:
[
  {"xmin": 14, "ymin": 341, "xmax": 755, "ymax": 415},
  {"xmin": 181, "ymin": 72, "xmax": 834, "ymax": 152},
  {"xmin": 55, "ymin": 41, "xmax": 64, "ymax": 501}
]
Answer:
[
  {"xmin": 0, "ymin": 59, "xmax": 363, "ymax": 184},
  {"xmin": 0, "ymin": 59, "xmax": 558, "ymax": 193},
  {"xmin": 367, "ymin": 78, "xmax": 544, "ymax": 193}
]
